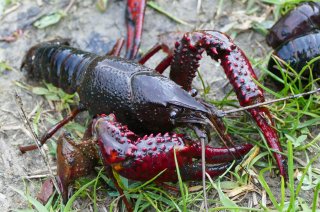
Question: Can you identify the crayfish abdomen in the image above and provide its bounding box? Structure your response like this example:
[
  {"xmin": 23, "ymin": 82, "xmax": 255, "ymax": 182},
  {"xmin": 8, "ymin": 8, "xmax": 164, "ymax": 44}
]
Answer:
[
  {"xmin": 267, "ymin": 2, "xmax": 320, "ymax": 79},
  {"xmin": 268, "ymin": 32, "xmax": 320, "ymax": 78}
]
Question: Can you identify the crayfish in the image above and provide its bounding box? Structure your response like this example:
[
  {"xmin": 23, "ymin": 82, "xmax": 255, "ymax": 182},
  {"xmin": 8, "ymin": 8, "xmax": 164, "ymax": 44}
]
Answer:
[
  {"xmin": 19, "ymin": 0, "xmax": 287, "ymax": 210},
  {"xmin": 267, "ymin": 1, "xmax": 320, "ymax": 80}
]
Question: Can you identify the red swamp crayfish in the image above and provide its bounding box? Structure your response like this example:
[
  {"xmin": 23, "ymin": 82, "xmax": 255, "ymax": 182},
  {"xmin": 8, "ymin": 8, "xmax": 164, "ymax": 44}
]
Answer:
[
  {"xmin": 267, "ymin": 1, "xmax": 320, "ymax": 80},
  {"xmin": 18, "ymin": 0, "xmax": 287, "ymax": 210}
]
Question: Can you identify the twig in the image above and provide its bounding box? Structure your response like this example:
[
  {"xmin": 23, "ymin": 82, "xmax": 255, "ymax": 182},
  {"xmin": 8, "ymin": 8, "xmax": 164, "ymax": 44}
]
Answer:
[
  {"xmin": 64, "ymin": 0, "xmax": 76, "ymax": 14},
  {"xmin": 0, "ymin": 2, "xmax": 21, "ymax": 20},
  {"xmin": 192, "ymin": 124, "xmax": 209, "ymax": 212},
  {"xmin": 25, "ymin": 174, "xmax": 52, "ymax": 179},
  {"xmin": 14, "ymin": 90, "xmax": 61, "ymax": 197},
  {"xmin": 201, "ymin": 137, "xmax": 209, "ymax": 212},
  {"xmin": 197, "ymin": 0, "xmax": 202, "ymax": 14}
]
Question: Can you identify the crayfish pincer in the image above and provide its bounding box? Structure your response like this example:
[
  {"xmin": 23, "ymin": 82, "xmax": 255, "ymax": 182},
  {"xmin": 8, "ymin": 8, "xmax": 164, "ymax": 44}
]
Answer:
[{"xmin": 19, "ymin": 31, "xmax": 285, "ymax": 207}]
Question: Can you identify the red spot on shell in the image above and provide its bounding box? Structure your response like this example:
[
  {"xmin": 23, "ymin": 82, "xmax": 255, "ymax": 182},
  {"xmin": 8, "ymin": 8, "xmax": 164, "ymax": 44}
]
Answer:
[
  {"xmin": 211, "ymin": 47, "xmax": 218, "ymax": 55},
  {"xmin": 161, "ymin": 145, "xmax": 166, "ymax": 151},
  {"xmin": 175, "ymin": 41, "xmax": 180, "ymax": 48},
  {"xmin": 251, "ymin": 109, "xmax": 257, "ymax": 116},
  {"xmin": 131, "ymin": 145, "xmax": 138, "ymax": 151},
  {"xmin": 245, "ymin": 96, "xmax": 251, "ymax": 103},
  {"xmin": 126, "ymin": 149, "xmax": 132, "ymax": 156},
  {"xmin": 142, "ymin": 147, "xmax": 147, "ymax": 152},
  {"xmin": 240, "ymin": 78, "xmax": 245, "ymax": 83},
  {"xmin": 189, "ymin": 44, "xmax": 196, "ymax": 51},
  {"xmin": 126, "ymin": 132, "xmax": 134, "ymax": 137},
  {"xmin": 246, "ymin": 85, "xmax": 251, "ymax": 91},
  {"xmin": 152, "ymin": 146, "xmax": 157, "ymax": 151}
]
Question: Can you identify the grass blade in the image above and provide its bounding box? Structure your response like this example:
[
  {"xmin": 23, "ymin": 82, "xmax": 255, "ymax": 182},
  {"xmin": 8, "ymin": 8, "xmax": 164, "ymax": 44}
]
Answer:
[
  {"xmin": 147, "ymin": 1, "xmax": 190, "ymax": 26},
  {"xmin": 10, "ymin": 186, "xmax": 49, "ymax": 212}
]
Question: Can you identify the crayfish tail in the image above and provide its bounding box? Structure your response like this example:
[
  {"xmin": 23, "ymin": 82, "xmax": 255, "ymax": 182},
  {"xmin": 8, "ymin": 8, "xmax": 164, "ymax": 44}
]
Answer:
[{"xmin": 21, "ymin": 41, "xmax": 98, "ymax": 94}]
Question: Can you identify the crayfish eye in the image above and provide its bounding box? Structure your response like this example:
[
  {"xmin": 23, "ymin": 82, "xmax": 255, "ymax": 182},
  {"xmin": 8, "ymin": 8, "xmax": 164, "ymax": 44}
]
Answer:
[
  {"xmin": 189, "ymin": 88, "xmax": 198, "ymax": 97},
  {"xmin": 170, "ymin": 110, "xmax": 178, "ymax": 119},
  {"xmin": 169, "ymin": 108, "xmax": 180, "ymax": 120}
]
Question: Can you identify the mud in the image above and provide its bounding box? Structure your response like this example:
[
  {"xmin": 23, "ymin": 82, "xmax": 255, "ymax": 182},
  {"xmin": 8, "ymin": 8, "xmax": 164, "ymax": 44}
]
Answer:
[{"xmin": 0, "ymin": 0, "xmax": 316, "ymax": 211}]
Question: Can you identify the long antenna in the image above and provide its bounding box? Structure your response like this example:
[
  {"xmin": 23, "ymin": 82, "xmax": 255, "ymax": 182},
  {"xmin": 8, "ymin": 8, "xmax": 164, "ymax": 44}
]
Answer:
[{"xmin": 217, "ymin": 88, "xmax": 320, "ymax": 117}]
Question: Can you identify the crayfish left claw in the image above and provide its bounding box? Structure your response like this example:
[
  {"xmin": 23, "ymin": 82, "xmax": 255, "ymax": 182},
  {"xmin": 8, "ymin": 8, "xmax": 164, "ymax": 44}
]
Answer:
[{"xmin": 93, "ymin": 114, "xmax": 253, "ymax": 182}]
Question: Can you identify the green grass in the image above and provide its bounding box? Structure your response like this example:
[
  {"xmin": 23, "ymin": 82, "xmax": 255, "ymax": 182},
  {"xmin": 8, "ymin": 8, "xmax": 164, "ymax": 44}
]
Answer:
[{"xmin": 13, "ymin": 0, "xmax": 320, "ymax": 211}]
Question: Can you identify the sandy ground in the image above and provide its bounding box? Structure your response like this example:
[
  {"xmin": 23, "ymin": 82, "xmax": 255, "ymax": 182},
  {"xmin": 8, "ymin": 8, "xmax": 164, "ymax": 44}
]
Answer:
[{"xmin": 0, "ymin": 0, "xmax": 317, "ymax": 211}]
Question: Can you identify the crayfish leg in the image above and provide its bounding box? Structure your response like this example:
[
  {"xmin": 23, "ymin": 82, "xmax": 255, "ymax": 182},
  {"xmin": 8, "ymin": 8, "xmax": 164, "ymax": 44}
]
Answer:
[
  {"xmin": 56, "ymin": 133, "xmax": 98, "ymax": 202},
  {"xmin": 19, "ymin": 106, "xmax": 85, "ymax": 153},
  {"xmin": 125, "ymin": 0, "xmax": 146, "ymax": 59},
  {"xmin": 106, "ymin": 38, "xmax": 125, "ymax": 57}
]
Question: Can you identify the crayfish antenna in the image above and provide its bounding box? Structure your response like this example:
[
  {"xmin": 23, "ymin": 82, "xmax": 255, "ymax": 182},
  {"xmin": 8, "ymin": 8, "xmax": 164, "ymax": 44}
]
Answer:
[{"xmin": 191, "ymin": 125, "xmax": 209, "ymax": 212}]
